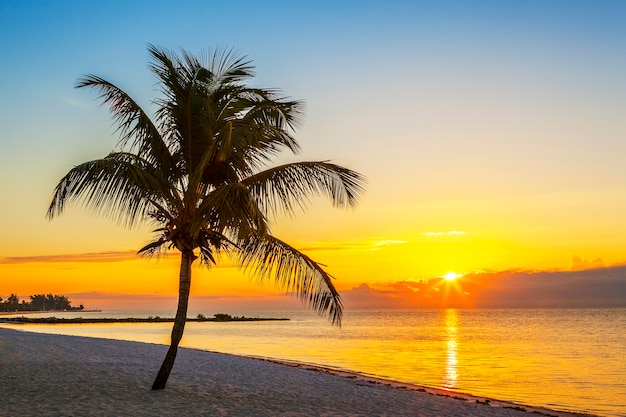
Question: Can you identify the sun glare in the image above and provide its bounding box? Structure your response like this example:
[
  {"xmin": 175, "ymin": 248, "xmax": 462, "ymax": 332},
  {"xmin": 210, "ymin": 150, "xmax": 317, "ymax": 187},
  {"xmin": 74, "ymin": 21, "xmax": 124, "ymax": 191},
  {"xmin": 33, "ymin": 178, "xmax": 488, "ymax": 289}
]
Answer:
[{"xmin": 444, "ymin": 272, "xmax": 459, "ymax": 281}]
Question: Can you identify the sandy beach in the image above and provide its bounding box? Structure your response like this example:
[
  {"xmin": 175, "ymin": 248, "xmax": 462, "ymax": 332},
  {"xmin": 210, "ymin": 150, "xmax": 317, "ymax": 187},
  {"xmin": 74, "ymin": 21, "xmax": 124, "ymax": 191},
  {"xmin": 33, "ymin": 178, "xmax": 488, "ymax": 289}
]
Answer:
[{"xmin": 0, "ymin": 328, "xmax": 593, "ymax": 417}]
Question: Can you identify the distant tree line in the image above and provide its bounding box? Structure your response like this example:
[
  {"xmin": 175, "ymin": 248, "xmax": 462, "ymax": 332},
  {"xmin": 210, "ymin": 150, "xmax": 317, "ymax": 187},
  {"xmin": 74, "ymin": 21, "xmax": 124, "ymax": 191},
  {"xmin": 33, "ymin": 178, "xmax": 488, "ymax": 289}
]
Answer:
[{"xmin": 0, "ymin": 294, "xmax": 84, "ymax": 312}]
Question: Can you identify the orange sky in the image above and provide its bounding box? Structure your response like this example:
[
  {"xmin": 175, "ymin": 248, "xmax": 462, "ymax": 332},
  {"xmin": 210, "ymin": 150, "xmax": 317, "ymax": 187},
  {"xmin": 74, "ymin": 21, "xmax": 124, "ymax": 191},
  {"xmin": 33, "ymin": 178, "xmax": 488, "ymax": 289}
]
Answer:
[{"xmin": 2, "ymin": 212, "xmax": 625, "ymax": 311}]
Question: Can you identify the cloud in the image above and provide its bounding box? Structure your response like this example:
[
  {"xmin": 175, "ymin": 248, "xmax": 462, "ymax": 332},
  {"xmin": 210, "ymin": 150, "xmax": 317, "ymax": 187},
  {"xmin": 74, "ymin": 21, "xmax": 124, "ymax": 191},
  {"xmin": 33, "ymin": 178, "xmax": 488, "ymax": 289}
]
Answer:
[
  {"xmin": 342, "ymin": 266, "xmax": 626, "ymax": 309},
  {"xmin": 297, "ymin": 239, "xmax": 407, "ymax": 252},
  {"xmin": 570, "ymin": 255, "xmax": 605, "ymax": 270},
  {"xmin": 58, "ymin": 291, "xmax": 304, "ymax": 312},
  {"xmin": 342, "ymin": 280, "xmax": 464, "ymax": 309},
  {"xmin": 340, "ymin": 284, "xmax": 401, "ymax": 309},
  {"xmin": 0, "ymin": 250, "xmax": 141, "ymax": 264},
  {"xmin": 422, "ymin": 231, "xmax": 466, "ymax": 237}
]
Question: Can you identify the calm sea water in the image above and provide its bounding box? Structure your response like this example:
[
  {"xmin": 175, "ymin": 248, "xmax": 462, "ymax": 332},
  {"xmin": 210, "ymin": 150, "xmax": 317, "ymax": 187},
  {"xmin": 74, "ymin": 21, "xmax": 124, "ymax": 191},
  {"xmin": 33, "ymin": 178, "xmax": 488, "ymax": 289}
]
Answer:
[{"xmin": 2, "ymin": 308, "xmax": 624, "ymax": 417}]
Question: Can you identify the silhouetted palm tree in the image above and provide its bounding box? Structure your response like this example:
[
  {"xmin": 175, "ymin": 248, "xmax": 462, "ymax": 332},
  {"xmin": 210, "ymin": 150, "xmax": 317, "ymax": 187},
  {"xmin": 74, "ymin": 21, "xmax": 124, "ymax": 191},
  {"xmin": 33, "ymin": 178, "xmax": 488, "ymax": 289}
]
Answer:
[{"xmin": 47, "ymin": 45, "xmax": 365, "ymax": 390}]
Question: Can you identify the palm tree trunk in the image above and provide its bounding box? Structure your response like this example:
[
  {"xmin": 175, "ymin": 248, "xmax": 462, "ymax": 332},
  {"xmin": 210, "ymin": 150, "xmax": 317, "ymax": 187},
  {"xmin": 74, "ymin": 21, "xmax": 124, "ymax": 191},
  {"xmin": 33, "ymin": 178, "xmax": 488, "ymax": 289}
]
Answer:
[{"xmin": 151, "ymin": 249, "xmax": 196, "ymax": 390}]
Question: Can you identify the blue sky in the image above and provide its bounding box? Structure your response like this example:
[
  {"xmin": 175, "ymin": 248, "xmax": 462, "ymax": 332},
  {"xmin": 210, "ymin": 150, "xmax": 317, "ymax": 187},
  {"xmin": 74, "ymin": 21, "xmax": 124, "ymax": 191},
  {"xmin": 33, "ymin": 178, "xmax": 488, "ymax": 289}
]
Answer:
[{"xmin": 1, "ymin": 1, "xmax": 626, "ymax": 302}]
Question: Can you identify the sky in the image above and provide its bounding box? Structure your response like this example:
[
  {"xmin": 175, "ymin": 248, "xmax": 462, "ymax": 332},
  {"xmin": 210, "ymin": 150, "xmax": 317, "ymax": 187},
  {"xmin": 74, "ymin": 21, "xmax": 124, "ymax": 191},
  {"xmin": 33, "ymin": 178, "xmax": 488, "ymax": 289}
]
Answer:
[{"xmin": 1, "ymin": 0, "xmax": 625, "ymax": 311}]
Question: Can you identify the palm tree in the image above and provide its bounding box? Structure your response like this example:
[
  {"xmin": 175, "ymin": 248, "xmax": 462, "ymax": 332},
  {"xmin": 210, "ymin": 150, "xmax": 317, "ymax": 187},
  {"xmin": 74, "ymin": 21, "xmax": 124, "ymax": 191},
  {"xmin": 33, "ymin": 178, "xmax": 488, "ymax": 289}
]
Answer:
[{"xmin": 47, "ymin": 45, "xmax": 365, "ymax": 390}]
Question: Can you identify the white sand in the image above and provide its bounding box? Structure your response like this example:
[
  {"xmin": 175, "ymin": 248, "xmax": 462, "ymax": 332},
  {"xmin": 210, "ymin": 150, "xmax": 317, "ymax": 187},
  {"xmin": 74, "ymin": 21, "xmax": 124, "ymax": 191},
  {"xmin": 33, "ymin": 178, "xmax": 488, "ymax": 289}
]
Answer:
[{"xmin": 0, "ymin": 328, "xmax": 593, "ymax": 417}]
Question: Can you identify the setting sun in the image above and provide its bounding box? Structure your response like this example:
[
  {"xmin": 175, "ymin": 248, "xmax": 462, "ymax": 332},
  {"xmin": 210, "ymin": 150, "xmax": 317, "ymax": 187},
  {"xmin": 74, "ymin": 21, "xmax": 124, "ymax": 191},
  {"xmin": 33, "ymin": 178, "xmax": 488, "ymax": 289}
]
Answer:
[{"xmin": 444, "ymin": 272, "xmax": 459, "ymax": 281}]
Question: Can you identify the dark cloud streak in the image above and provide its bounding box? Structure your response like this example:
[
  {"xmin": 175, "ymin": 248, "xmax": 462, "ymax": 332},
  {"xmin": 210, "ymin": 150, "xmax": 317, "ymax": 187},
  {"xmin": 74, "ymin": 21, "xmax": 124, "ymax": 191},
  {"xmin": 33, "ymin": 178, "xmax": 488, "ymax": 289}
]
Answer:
[{"xmin": 0, "ymin": 251, "xmax": 140, "ymax": 264}]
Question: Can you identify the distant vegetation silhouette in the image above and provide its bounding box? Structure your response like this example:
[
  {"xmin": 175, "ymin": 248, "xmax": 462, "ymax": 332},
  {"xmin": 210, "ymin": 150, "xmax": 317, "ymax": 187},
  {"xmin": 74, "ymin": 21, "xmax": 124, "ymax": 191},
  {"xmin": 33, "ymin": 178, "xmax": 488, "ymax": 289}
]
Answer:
[
  {"xmin": 0, "ymin": 313, "xmax": 288, "ymax": 324},
  {"xmin": 47, "ymin": 45, "xmax": 364, "ymax": 390},
  {"xmin": 0, "ymin": 293, "xmax": 84, "ymax": 312}
]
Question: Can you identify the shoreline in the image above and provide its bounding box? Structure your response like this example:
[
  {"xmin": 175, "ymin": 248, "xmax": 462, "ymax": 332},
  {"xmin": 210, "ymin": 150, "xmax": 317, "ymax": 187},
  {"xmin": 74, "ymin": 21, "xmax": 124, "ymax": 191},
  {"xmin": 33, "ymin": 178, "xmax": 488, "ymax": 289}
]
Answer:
[
  {"xmin": 192, "ymin": 349, "xmax": 598, "ymax": 417},
  {"xmin": 0, "ymin": 327, "xmax": 597, "ymax": 417},
  {"xmin": 241, "ymin": 357, "xmax": 596, "ymax": 417}
]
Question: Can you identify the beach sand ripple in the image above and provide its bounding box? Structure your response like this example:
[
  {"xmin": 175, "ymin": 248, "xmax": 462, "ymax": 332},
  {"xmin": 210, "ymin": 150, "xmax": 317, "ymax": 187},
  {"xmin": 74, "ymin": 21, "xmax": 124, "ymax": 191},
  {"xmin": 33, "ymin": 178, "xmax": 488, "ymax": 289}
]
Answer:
[{"xmin": 0, "ymin": 328, "xmax": 591, "ymax": 417}]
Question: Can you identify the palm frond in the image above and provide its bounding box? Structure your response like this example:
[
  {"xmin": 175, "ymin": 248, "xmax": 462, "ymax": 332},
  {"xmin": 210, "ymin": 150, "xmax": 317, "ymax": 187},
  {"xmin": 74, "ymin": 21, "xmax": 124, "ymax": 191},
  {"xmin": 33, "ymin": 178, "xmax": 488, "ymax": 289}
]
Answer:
[
  {"xmin": 192, "ymin": 183, "xmax": 268, "ymax": 238},
  {"xmin": 238, "ymin": 234, "xmax": 343, "ymax": 326},
  {"xmin": 137, "ymin": 237, "xmax": 169, "ymax": 257},
  {"xmin": 240, "ymin": 88, "xmax": 305, "ymax": 134},
  {"xmin": 243, "ymin": 161, "xmax": 366, "ymax": 217},
  {"xmin": 230, "ymin": 93, "xmax": 304, "ymax": 168},
  {"xmin": 150, "ymin": 45, "xmax": 231, "ymax": 181},
  {"xmin": 75, "ymin": 75, "xmax": 176, "ymax": 177},
  {"xmin": 47, "ymin": 153, "xmax": 171, "ymax": 228},
  {"xmin": 196, "ymin": 229, "xmax": 238, "ymax": 266}
]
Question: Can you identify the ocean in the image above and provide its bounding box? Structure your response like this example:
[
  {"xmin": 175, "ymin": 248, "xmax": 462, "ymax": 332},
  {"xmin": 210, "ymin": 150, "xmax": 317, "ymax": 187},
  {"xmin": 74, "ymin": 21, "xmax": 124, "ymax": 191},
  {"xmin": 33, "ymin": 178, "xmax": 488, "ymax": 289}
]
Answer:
[{"xmin": 2, "ymin": 308, "xmax": 624, "ymax": 417}]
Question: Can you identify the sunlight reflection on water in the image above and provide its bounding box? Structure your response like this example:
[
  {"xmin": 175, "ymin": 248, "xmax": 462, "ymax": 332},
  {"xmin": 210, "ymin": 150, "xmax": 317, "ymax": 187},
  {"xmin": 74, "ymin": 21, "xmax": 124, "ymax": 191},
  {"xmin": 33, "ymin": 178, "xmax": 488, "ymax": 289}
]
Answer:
[{"xmin": 443, "ymin": 309, "xmax": 458, "ymax": 389}]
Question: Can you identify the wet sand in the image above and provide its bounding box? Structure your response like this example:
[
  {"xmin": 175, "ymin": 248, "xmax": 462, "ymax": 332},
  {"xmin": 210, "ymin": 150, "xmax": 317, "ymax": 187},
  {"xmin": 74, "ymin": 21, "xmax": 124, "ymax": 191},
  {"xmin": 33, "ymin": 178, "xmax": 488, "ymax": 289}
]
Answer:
[{"xmin": 0, "ymin": 328, "xmax": 594, "ymax": 417}]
